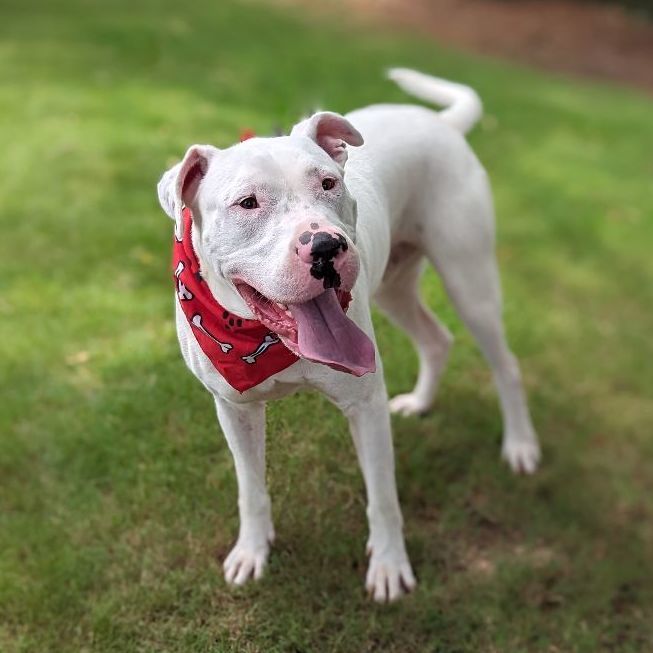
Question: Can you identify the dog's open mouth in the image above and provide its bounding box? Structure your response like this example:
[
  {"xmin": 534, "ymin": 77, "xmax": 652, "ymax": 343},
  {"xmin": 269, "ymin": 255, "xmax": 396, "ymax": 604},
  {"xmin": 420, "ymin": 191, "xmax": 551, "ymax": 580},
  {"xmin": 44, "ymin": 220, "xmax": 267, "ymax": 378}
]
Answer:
[{"xmin": 235, "ymin": 283, "xmax": 376, "ymax": 376}]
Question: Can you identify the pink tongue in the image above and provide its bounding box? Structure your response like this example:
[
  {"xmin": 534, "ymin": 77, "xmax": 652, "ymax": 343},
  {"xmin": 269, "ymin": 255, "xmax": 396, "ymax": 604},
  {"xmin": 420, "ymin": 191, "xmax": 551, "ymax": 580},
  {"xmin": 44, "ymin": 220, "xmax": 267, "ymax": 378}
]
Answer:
[{"xmin": 288, "ymin": 289, "xmax": 376, "ymax": 376}]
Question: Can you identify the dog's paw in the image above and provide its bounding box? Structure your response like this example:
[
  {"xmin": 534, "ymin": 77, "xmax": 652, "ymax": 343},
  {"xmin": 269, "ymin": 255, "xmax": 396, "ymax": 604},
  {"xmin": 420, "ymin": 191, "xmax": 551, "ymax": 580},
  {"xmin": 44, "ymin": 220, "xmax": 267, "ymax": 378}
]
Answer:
[
  {"xmin": 502, "ymin": 437, "xmax": 541, "ymax": 475},
  {"xmin": 388, "ymin": 393, "xmax": 431, "ymax": 417},
  {"xmin": 365, "ymin": 548, "xmax": 417, "ymax": 603},
  {"xmin": 223, "ymin": 539, "xmax": 270, "ymax": 586}
]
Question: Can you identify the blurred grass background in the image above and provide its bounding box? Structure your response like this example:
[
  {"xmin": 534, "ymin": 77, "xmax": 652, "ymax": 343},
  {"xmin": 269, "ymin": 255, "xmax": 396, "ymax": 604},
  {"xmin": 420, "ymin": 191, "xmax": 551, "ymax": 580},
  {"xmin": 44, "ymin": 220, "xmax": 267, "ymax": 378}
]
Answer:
[{"xmin": 1, "ymin": 0, "xmax": 652, "ymax": 651}]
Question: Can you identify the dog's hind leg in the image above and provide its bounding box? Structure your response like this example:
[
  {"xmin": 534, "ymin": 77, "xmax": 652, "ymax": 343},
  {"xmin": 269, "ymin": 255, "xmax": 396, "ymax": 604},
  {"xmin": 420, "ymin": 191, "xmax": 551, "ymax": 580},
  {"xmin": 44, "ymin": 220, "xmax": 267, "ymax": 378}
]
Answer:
[
  {"xmin": 421, "ymin": 180, "xmax": 540, "ymax": 473},
  {"xmin": 375, "ymin": 243, "xmax": 453, "ymax": 416}
]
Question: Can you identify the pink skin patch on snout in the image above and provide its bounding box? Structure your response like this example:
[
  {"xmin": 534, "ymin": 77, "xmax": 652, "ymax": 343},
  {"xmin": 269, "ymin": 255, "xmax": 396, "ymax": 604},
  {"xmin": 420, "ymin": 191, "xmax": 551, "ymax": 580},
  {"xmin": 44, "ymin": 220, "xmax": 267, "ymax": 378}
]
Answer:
[{"xmin": 292, "ymin": 223, "xmax": 358, "ymax": 296}]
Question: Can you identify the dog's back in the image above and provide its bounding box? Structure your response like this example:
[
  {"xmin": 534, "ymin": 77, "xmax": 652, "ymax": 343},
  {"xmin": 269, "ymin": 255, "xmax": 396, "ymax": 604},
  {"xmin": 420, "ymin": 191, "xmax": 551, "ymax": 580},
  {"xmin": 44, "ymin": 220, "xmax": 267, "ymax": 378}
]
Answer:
[{"xmin": 341, "ymin": 71, "xmax": 488, "ymax": 294}]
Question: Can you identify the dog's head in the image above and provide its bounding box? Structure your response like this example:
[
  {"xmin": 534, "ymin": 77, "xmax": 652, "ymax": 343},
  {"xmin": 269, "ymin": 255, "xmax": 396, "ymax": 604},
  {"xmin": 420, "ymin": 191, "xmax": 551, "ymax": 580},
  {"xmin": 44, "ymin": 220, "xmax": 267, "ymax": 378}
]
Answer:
[{"xmin": 157, "ymin": 112, "xmax": 375, "ymax": 376}]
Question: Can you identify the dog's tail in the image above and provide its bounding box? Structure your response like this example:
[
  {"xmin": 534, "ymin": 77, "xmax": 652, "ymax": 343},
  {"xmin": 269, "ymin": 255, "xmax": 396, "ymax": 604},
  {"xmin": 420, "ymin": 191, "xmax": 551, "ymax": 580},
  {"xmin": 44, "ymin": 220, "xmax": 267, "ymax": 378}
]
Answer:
[{"xmin": 386, "ymin": 68, "xmax": 483, "ymax": 135}]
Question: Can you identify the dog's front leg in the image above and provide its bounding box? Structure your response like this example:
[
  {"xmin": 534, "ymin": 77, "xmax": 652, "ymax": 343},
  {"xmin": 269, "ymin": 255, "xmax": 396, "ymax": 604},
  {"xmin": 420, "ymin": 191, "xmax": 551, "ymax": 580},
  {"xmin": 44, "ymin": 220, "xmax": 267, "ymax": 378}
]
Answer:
[
  {"xmin": 346, "ymin": 389, "xmax": 416, "ymax": 602},
  {"xmin": 214, "ymin": 397, "xmax": 274, "ymax": 586}
]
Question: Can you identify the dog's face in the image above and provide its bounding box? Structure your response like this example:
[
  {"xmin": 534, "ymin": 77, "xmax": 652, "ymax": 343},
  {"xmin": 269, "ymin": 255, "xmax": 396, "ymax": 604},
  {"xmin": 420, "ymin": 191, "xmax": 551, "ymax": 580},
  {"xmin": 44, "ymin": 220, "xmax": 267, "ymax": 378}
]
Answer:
[{"xmin": 158, "ymin": 112, "xmax": 375, "ymax": 376}]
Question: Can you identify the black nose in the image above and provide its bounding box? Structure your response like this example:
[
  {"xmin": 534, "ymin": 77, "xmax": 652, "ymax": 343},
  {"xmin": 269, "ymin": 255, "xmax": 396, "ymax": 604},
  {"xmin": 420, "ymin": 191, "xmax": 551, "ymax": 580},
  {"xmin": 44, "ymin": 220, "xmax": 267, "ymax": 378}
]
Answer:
[{"xmin": 310, "ymin": 231, "xmax": 347, "ymax": 260}]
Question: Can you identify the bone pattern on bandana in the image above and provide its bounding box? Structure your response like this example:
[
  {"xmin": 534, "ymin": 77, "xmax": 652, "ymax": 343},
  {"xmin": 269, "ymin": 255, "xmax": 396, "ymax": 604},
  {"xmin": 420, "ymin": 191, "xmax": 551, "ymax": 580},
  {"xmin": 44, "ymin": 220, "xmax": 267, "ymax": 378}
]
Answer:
[{"xmin": 173, "ymin": 207, "xmax": 298, "ymax": 392}]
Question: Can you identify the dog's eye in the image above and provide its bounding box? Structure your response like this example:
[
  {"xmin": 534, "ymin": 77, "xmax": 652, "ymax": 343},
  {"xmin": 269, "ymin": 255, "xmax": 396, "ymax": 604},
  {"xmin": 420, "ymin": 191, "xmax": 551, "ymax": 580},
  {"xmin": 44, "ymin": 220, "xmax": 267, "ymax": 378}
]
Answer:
[
  {"xmin": 239, "ymin": 196, "xmax": 258, "ymax": 210},
  {"xmin": 321, "ymin": 178, "xmax": 336, "ymax": 191}
]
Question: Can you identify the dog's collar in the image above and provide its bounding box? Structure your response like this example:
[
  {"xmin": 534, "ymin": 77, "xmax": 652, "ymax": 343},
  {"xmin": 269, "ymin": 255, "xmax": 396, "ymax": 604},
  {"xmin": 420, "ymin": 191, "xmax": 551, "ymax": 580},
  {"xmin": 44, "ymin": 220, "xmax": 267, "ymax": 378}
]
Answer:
[{"xmin": 173, "ymin": 207, "xmax": 298, "ymax": 392}]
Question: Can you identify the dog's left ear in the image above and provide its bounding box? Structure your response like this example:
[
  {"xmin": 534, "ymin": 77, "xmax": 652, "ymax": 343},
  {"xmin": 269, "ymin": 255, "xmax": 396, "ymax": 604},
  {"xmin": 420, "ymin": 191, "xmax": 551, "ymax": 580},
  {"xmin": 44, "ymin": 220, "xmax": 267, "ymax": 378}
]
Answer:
[
  {"xmin": 291, "ymin": 112, "xmax": 363, "ymax": 166},
  {"xmin": 157, "ymin": 144, "xmax": 217, "ymax": 237}
]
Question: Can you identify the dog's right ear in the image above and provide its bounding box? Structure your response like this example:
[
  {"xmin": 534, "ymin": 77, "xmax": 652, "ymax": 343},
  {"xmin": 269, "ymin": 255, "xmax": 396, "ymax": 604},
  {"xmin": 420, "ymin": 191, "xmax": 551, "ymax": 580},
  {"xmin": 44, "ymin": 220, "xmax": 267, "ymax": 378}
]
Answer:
[{"xmin": 157, "ymin": 144, "xmax": 217, "ymax": 237}]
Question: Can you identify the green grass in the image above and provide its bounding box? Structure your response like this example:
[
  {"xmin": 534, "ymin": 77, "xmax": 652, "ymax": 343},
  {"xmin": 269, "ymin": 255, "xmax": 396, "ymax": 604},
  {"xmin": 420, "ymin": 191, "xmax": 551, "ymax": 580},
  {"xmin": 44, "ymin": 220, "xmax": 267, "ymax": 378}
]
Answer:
[{"xmin": 1, "ymin": 0, "xmax": 653, "ymax": 650}]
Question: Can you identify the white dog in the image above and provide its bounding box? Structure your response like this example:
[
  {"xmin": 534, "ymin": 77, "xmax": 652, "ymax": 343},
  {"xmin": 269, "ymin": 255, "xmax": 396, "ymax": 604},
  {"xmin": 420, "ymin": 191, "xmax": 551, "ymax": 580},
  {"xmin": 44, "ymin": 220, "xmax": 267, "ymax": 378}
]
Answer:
[{"xmin": 157, "ymin": 68, "xmax": 540, "ymax": 603}]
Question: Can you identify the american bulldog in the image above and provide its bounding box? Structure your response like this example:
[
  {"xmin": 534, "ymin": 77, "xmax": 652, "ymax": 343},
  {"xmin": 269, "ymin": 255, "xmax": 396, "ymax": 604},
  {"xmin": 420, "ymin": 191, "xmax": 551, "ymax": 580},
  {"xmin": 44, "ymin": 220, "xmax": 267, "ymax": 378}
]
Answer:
[{"xmin": 157, "ymin": 69, "xmax": 540, "ymax": 602}]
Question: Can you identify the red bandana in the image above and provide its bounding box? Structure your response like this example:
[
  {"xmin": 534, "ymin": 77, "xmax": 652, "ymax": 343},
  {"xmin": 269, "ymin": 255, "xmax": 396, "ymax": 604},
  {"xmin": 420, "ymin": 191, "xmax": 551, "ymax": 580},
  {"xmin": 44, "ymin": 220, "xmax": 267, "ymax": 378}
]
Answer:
[{"xmin": 173, "ymin": 207, "xmax": 299, "ymax": 392}]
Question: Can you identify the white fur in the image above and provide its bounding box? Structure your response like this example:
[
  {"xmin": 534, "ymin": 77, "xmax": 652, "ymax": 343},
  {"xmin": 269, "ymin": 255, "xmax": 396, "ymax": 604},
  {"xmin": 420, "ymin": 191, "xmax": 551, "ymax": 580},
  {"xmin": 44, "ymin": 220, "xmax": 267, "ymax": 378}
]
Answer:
[
  {"xmin": 386, "ymin": 68, "xmax": 483, "ymax": 134},
  {"xmin": 158, "ymin": 69, "xmax": 540, "ymax": 602}
]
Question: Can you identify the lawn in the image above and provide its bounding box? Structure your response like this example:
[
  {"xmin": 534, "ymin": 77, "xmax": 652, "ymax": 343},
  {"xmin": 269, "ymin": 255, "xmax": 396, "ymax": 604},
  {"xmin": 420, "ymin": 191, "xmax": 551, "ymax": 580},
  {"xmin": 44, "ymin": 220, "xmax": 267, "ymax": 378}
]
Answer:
[{"xmin": 1, "ymin": 0, "xmax": 652, "ymax": 651}]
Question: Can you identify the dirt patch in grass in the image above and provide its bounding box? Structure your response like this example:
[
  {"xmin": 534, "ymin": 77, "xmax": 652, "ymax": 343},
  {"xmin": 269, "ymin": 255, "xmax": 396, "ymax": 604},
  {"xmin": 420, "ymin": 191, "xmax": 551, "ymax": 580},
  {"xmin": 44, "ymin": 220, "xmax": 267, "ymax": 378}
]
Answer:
[{"xmin": 287, "ymin": 0, "xmax": 653, "ymax": 92}]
